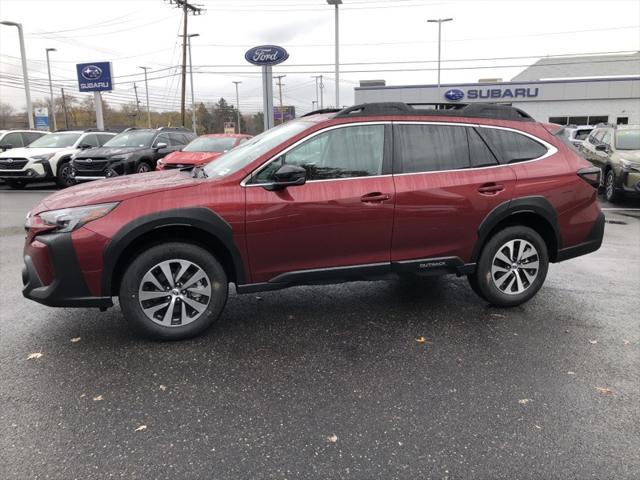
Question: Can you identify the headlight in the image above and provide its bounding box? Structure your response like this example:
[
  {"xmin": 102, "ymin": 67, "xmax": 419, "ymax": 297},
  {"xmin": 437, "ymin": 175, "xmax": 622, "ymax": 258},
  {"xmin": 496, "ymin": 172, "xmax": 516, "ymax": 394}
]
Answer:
[
  {"xmin": 32, "ymin": 153, "xmax": 54, "ymax": 162},
  {"xmin": 33, "ymin": 202, "xmax": 119, "ymax": 233},
  {"xmin": 157, "ymin": 159, "xmax": 164, "ymax": 166}
]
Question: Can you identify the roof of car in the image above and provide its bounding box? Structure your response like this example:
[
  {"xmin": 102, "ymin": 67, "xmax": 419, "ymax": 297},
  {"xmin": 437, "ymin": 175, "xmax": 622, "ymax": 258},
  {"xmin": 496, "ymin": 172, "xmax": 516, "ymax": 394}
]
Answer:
[{"xmin": 201, "ymin": 133, "xmax": 252, "ymax": 138}]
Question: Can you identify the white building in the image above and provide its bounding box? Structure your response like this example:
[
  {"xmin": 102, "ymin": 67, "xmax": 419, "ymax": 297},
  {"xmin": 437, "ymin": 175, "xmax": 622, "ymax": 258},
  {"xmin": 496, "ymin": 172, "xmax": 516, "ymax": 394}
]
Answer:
[{"xmin": 354, "ymin": 52, "xmax": 640, "ymax": 125}]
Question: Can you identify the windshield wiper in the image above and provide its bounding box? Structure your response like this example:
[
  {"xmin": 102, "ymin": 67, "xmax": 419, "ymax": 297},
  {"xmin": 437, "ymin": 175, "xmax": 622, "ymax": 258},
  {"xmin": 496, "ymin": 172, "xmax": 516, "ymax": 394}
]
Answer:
[{"xmin": 191, "ymin": 165, "xmax": 208, "ymax": 178}]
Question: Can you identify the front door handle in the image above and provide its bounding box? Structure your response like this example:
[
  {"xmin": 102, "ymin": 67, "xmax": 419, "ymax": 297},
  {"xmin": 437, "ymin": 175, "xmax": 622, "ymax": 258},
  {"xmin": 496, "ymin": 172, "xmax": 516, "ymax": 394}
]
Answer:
[
  {"xmin": 477, "ymin": 183, "xmax": 505, "ymax": 195},
  {"xmin": 360, "ymin": 192, "xmax": 391, "ymax": 203}
]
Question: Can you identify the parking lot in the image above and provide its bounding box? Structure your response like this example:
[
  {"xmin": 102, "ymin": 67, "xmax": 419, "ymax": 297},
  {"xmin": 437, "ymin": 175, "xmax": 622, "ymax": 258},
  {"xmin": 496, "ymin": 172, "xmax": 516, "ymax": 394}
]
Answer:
[{"xmin": 0, "ymin": 188, "xmax": 638, "ymax": 479}]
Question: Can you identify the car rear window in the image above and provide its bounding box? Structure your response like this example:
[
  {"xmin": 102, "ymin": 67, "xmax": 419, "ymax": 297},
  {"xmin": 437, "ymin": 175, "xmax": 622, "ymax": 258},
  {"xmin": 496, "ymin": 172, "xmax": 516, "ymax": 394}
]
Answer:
[{"xmin": 478, "ymin": 128, "xmax": 548, "ymax": 164}]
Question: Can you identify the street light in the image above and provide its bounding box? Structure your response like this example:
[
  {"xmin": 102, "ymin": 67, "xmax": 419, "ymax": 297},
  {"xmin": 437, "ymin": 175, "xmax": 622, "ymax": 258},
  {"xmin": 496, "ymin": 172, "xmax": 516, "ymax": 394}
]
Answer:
[
  {"xmin": 1, "ymin": 21, "xmax": 34, "ymax": 128},
  {"xmin": 326, "ymin": 0, "xmax": 342, "ymax": 108},
  {"xmin": 232, "ymin": 81, "xmax": 242, "ymax": 134},
  {"xmin": 138, "ymin": 66, "xmax": 151, "ymax": 128},
  {"xmin": 427, "ymin": 17, "xmax": 453, "ymax": 97},
  {"xmin": 45, "ymin": 48, "xmax": 57, "ymax": 131},
  {"xmin": 187, "ymin": 33, "xmax": 199, "ymax": 133}
]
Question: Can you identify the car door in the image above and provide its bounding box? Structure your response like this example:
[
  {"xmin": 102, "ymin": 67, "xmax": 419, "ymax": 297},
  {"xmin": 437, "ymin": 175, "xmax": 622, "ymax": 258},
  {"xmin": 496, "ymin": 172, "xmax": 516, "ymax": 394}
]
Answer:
[
  {"xmin": 244, "ymin": 123, "xmax": 394, "ymax": 283},
  {"xmin": 594, "ymin": 130, "xmax": 613, "ymax": 168},
  {"xmin": 391, "ymin": 122, "xmax": 517, "ymax": 265}
]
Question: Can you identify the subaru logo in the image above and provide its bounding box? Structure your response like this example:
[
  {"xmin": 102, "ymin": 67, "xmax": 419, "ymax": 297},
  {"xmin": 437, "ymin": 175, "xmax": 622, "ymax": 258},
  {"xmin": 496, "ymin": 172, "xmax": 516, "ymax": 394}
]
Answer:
[
  {"xmin": 6, "ymin": 159, "xmax": 13, "ymax": 163},
  {"xmin": 244, "ymin": 45, "xmax": 289, "ymax": 66},
  {"xmin": 444, "ymin": 89, "xmax": 465, "ymax": 101},
  {"xmin": 85, "ymin": 158, "xmax": 93, "ymax": 163},
  {"xmin": 81, "ymin": 65, "xmax": 102, "ymax": 80}
]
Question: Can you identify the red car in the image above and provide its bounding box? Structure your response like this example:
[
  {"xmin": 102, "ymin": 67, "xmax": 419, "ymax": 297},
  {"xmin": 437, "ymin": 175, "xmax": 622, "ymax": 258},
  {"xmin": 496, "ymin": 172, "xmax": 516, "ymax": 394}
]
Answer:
[
  {"xmin": 156, "ymin": 133, "xmax": 252, "ymax": 170},
  {"xmin": 22, "ymin": 102, "xmax": 604, "ymax": 340}
]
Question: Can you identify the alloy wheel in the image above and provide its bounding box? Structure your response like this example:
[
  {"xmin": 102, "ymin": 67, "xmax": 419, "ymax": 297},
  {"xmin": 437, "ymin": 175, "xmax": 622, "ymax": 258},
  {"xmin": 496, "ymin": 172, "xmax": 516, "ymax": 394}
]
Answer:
[
  {"xmin": 137, "ymin": 163, "xmax": 151, "ymax": 173},
  {"xmin": 138, "ymin": 259, "xmax": 212, "ymax": 327},
  {"xmin": 606, "ymin": 171, "xmax": 614, "ymax": 200},
  {"xmin": 60, "ymin": 164, "xmax": 74, "ymax": 186},
  {"xmin": 490, "ymin": 239, "xmax": 540, "ymax": 295}
]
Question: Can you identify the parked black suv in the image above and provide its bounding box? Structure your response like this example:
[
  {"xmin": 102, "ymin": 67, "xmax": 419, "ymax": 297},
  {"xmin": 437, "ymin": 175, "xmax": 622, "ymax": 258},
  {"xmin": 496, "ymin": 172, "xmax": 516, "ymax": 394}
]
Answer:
[{"xmin": 72, "ymin": 127, "xmax": 196, "ymax": 181}]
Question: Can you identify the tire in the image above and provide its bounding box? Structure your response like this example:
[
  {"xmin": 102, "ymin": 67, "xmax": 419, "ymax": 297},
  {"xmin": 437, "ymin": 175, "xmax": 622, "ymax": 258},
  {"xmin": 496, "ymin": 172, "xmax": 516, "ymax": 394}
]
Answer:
[
  {"xmin": 5, "ymin": 179, "xmax": 26, "ymax": 189},
  {"xmin": 136, "ymin": 161, "xmax": 152, "ymax": 174},
  {"xmin": 55, "ymin": 161, "xmax": 75, "ymax": 188},
  {"xmin": 604, "ymin": 169, "xmax": 623, "ymax": 203},
  {"xmin": 119, "ymin": 242, "xmax": 228, "ymax": 340},
  {"xmin": 470, "ymin": 226, "xmax": 549, "ymax": 308}
]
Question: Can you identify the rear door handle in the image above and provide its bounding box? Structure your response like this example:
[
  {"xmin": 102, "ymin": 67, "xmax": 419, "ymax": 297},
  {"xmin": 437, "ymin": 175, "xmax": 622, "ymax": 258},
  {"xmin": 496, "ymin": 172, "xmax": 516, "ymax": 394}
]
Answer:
[
  {"xmin": 477, "ymin": 183, "xmax": 505, "ymax": 195},
  {"xmin": 360, "ymin": 192, "xmax": 391, "ymax": 203}
]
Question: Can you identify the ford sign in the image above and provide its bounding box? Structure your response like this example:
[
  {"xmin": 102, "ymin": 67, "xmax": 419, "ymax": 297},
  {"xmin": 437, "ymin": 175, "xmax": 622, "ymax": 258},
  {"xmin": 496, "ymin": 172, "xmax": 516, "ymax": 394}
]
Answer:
[
  {"xmin": 244, "ymin": 45, "xmax": 289, "ymax": 66},
  {"xmin": 81, "ymin": 65, "xmax": 103, "ymax": 80},
  {"xmin": 444, "ymin": 89, "xmax": 465, "ymax": 101}
]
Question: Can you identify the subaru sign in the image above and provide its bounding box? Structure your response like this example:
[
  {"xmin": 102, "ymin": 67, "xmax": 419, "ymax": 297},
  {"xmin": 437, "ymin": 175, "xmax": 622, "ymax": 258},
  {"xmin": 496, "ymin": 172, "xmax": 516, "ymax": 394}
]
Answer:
[
  {"xmin": 76, "ymin": 62, "xmax": 113, "ymax": 92},
  {"xmin": 444, "ymin": 89, "xmax": 465, "ymax": 101},
  {"xmin": 244, "ymin": 45, "xmax": 289, "ymax": 66},
  {"xmin": 34, "ymin": 107, "xmax": 49, "ymax": 131},
  {"xmin": 445, "ymin": 86, "xmax": 539, "ymax": 101}
]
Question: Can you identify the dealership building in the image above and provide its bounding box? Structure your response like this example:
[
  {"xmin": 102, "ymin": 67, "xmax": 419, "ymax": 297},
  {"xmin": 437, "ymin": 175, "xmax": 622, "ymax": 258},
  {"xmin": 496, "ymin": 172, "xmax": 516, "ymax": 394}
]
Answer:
[{"xmin": 354, "ymin": 52, "xmax": 640, "ymax": 125}]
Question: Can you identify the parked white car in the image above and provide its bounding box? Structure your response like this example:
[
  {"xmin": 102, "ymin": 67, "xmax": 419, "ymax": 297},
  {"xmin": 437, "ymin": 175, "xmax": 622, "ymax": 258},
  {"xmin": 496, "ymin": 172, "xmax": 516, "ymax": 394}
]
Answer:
[
  {"xmin": 0, "ymin": 130, "xmax": 115, "ymax": 188},
  {"xmin": 564, "ymin": 125, "xmax": 595, "ymax": 149},
  {"xmin": 0, "ymin": 129, "xmax": 47, "ymax": 151}
]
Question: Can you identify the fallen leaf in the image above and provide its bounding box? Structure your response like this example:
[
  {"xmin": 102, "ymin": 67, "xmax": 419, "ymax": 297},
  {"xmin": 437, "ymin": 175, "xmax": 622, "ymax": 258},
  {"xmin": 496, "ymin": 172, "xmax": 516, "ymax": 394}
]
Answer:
[
  {"xmin": 80, "ymin": 393, "xmax": 86, "ymax": 398},
  {"xmin": 567, "ymin": 371, "xmax": 576, "ymax": 375},
  {"xmin": 534, "ymin": 424, "xmax": 542, "ymax": 430},
  {"xmin": 588, "ymin": 340, "xmax": 598, "ymax": 345},
  {"xmin": 595, "ymin": 387, "xmax": 614, "ymax": 396},
  {"xmin": 92, "ymin": 395, "xmax": 104, "ymax": 401},
  {"xmin": 159, "ymin": 385, "xmax": 167, "ymax": 391},
  {"xmin": 622, "ymin": 339, "xmax": 631, "ymax": 345},
  {"xmin": 135, "ymin": 425, "xmax": 147, "ymax": 432},
  {"xmin": 70, "ymin": 337, "xmax": 81, "ymax": 343},
  {"xmin": 415, "ymin": 336, "xmax": 426, "ymax": 344},
  {"xmin": 518, "ymin": 398, "xmax": 531, "ymax": 405},
  {"xmin": 327, "ymin": 434, "xmax": 338, "ymax": 443},
  {"xmin": 27, "ymin": 352, "xmax": 43, "ymax": 360}
]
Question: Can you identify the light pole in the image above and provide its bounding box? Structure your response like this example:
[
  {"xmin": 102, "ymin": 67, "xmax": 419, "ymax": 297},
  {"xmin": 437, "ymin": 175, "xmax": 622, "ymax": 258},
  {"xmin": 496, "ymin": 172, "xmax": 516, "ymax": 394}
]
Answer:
[
  {"xmin": 1, "ymin": 21, "xmax": 34, "ymax": 128},
  {"xmin": 187, "ymin": 33, "xmax": 199, "ymax": 133},
  {"xmin": 326, "ymin": 0, "xmax": 342, "ymax": 108},
  {"xmin": 138, "ymin": 66, "xmax": 151, "ymax": 127},
  {"xmin": 232, "ymin": 81, "xmax": 242, "ymax": 134},
  {"xmin": 427, "ymin": 17, "xmax": 453, "ymax": 99},
  {"xmin": 311, "ymin": 75, "xmax": 321, "ymax": 110},
  {"xmin": 45, "ymin": 47, "xmax": 57, "ymax": 131}
]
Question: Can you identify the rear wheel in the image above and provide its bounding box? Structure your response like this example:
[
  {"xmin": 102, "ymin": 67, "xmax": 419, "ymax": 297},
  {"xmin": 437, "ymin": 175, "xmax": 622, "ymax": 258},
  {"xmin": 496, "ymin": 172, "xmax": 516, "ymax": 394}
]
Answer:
[
  {"xmin": 119, "ymin": 242, "xmax": 228, "ymax": 340},
  {"xmin": 5, "ymin": 179, "xmax": 26, "ymax": 189},
  {"xmin": 469, "ymin": 226, "xmax": 548, "ymax": 307},
  {"xmin": 605, "ymin": 169, "xmax": 623, "ymax": 203},
  {"xmin": 136, "ymin": 161, "xmax": 152, "ymax": 173},
  {"xmin": 55, "ymin": 161, "xmax": 75, "ymax": 188}
]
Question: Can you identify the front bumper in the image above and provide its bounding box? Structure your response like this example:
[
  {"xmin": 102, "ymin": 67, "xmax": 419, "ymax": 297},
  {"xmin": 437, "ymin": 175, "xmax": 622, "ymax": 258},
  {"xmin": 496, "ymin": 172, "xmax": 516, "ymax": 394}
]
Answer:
[
  {"xmin": 621, "ymin": 169, "xmax": 640, "ymax": 196},
  {"xmin": 0, "ymin": 164, "xmax": 48, "ymax": 179},
  {"xmin": 22, "ymin": 232, "xmax": 113, "ymax": 308}
]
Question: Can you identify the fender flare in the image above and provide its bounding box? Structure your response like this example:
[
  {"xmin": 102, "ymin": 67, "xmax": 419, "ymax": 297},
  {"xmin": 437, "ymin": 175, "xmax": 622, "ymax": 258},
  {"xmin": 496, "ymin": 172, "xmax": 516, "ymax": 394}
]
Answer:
[
  {"xmin": 471, "ymin": 196, "xmax": 562, "ymax": 262},
  {"xmin": 101, "ymin": 207, "xmax": 246, "ymax": 295}
]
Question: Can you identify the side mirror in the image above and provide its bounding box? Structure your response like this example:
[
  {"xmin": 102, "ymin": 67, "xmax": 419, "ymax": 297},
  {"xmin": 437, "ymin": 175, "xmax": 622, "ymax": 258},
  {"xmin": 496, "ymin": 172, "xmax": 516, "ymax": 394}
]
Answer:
[
  {"xmin": 78, "ymin": 143, "xmax": 92, "ymax": 150},
  {"xmin": 154, "ymin": 142, "xmax": 168, "ymax": 151},
  {"xmin": 264, "ymin": 164, "xmax": 307, "ymax": 191},
  {"xmin": 0, "ymin": 144, "xmax": 13, "ymax": 151},
  {"xmin": 595, "ymin": 144, "xmax": 608, "ymax": 152}
]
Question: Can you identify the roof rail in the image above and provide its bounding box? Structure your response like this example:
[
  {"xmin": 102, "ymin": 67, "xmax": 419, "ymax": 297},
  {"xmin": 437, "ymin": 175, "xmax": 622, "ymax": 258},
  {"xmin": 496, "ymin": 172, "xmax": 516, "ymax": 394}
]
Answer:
[
  {"xmin": 301, "ymin": 108, "xmax": 343, "ymax": 117},
  {"xmin": 332, "ymin": 102, "xmax": 535, "ymax": 122},
  {"xmin": 157, "ymin": 126, "xmax": 192, "ymax": 132}
]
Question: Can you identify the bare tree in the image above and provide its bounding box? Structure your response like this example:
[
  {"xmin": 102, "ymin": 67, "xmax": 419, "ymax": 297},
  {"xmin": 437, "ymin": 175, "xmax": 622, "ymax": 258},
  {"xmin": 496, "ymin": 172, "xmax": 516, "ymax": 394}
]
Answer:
[{"xmin": 0, "ymin": 102, "xmax": 15, "ymax": 129}]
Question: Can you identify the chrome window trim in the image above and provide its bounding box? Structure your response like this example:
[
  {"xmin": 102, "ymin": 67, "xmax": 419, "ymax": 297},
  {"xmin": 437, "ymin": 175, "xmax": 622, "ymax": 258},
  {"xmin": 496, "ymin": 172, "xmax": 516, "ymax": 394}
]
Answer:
[{"xmin": 241, "ymin": 120, "xmax": 558, "ymax": 186}]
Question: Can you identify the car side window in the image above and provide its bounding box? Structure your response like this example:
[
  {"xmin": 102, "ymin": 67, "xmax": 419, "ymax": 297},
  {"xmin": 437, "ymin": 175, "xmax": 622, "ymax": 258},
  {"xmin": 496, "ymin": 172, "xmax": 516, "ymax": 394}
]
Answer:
[
  {"xmin": 1, "ymin": 132, "xmax": 24, "ymax": 148},
  {"xmin": 169, "ymin": 133, "xmax": 187, "ymax": 145},
  {"xmin": 394, "ymin": 124, "xmax": 469, "ymax": 173},
  {"xmin": 153, "ymin": 133, "xmax": 171, "ymax": 147},
  {"xmin": 253, "ymin": 124, "xmax": 385, "ymax": 183},
  {"xmin": 23, "ymin": 132, "xmax": 44, "ymax": 145},
  {"xmin": 97, "ymin": 134, "xmax": 114, "ymax": 146},
  {"xmin": 479, "ymin": 128, "xmax": 547, "ymax": 164},
  {"xmin": 468, "ymin": 128, "xmax": 499, "ymax": 168},
  {"xmin": 601, "ymin": 131, "xmax": 612, "ymax": 147},
  {"xmin": 81, "ymin": 134, "xmax": 99, "ymax": 147}
]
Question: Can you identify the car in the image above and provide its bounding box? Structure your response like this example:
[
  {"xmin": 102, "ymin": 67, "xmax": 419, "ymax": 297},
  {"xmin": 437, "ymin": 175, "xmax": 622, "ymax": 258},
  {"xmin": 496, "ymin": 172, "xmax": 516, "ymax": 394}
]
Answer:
[
  {"xmin": 22, "ymin": 102, "xmax": 605, "ymax": 341},
  {"xmin": 563, "ymin": 125, "xmax": 594, "ymax": 149},
  {"xmin": 0, "ymin": 129, "xmax": 48, "ymax": 152},
  {"xmin": 579, "ymin": 124, "xmax": 640, "ymax": 202},
  {"xmin": 0, "ymin": 129, "xmax": 115, "ymax": 189},
  {"xmin": 71, "ymin": 127, "xmax": 197, "ymax": 182},
  {"xmin": 156, "ymin": 133, "xmax": 253, "ymax": 170}
]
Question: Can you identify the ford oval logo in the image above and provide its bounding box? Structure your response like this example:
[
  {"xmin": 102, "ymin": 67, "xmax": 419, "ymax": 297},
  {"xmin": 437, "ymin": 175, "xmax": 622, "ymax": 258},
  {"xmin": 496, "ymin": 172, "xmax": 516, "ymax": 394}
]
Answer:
[
  {"xmin": 81, "ymin": 65, "xmax": 102, "ymax": 80},
  {"xmin": 444, "ymin": 89, "xmax": 465, "ymax": 101},
  {"xmin": 244, "ymin": 45, "xmax": 289, "ymax": 66}
]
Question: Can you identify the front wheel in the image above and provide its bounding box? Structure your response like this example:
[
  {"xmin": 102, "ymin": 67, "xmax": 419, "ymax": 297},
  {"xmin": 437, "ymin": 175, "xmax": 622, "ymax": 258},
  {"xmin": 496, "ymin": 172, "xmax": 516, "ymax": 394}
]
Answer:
[
  {"xmin": 55, "ymin": 162, "xmax": 76, "ymax": 188},
  {"xmin": 119, "ymin": 242, "xmax": 228, "ymax": 340},
  {"xmin": 605, "ymin": 169, "xmax": 623, "ymax": 203},
  {"xmin": 136, "ymin": 161, "xmax": 152, "ymax": 174},
  {"xmin": 470, "ymin": 226, "xmax": 549, "ymax": 307}
]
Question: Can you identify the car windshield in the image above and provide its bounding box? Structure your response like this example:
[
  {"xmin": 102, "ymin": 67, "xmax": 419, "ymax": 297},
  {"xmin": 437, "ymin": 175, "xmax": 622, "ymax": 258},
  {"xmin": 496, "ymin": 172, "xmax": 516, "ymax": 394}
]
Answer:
[
  {"xmin": 103, "ymin": 131, "xmax": 155, "ymax": 148},
  {"xmin": 203, "ymin": 121, "xmax": 313, "ymax": 178},
  {"xmin": 27, "ymin": 133, "xmax": 80, "ymax": 148},
  {"xmin": 183, "ymin": 136, "xmax": 236, "ymax": 153},
  {"xmin": 615, "ymin": 130, "xmax": 640, "ymax": 150}
]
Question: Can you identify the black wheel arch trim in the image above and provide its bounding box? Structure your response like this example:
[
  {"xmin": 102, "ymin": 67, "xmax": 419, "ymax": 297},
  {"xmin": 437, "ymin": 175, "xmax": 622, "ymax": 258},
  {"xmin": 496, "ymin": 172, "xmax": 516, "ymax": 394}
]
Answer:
[
  {"xmin": 101, "ymin": 207, "xmax": 246, "ymax": 296},
  {"xmin": 472, "ymin": 196, "xmax": 562, "ymax": 263}
]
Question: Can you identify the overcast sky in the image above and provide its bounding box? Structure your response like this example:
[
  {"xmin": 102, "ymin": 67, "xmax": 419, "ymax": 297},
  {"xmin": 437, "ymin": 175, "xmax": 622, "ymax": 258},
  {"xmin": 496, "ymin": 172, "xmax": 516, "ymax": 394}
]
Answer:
[{"xmin": 1, "ymin": 0, "xmax": 639, "ymax": 116}]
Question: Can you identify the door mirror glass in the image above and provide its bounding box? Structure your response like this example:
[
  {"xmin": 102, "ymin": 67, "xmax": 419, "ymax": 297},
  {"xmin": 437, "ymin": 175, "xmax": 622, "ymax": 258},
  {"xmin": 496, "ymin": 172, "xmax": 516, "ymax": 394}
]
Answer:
[
  {"xmin": 0, "ymin": 144, "xmax": 13, "ymax": 151},
  {"xmin": 264, "ymin": 164, "xmax": 307, "ymax": 191},
  {"xmin": 154, "ymin": 142, "xmax": 168, "ymax": 151},
  {"xmin": 78, "ymin": 143, "xmax": 93, "ymax": 150}
]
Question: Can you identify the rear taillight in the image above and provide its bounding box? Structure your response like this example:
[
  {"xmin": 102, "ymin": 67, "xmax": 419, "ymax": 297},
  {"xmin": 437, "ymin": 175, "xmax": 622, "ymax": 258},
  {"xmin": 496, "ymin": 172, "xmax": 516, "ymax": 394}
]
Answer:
[{"xmin": 577, "ymin": 167, "xmax": 601, "ymax": 188}]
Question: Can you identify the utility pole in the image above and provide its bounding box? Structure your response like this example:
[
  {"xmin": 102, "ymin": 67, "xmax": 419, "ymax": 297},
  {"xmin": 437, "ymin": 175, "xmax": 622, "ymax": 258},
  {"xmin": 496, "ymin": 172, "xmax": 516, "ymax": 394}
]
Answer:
[
  {"xmin": 167, "ymin": 0, "xmax": 204, "ymax": 127},
  {"xmin": 138, "ymin": 66, "xmax": 151, "ymax": 127},
  {"xmin": 427, "ymin": 17, "xmax": 453, "ymax": 101},
  {"xmin": 187, "ymin": 33, "xmax": 199, "ymax": 133},
  {"xmin": 60, "ymin": 87, "xmax": 69, "ymax": 129},
  {"xmin": 1, "ymin": 21, "xmax": 34, "ymax": 128},
  {"xmin": 319, "ymin": 74, "xmax": 324, "ymax": 109},
  {"xmin": 133, "ymin": 82, "xmax": 141, "ymax": 125},
  {"xmin": 232, "ymin": 81, "xmax": 242, "ymax": 134},
  {"xmin": 45, "ymin": 48, "xmax": 57, "ymax": 131},
  {"xmin": 274, "ymin": 75, "xmax": 286, "ymax": 124},
  {"xmin": 326, "ymin": 0, "xmax": 342, "ymax": 107},
  {"xmin": 311, "ymin": 75, "xmax": 321, "ymax": 110}
]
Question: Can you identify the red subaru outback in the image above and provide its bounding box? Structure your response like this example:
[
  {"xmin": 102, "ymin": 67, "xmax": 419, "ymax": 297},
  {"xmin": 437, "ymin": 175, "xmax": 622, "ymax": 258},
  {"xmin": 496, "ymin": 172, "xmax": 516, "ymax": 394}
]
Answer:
[{"xmin": 22, "ymin": 103, "xmax": 604, "ymax": 340}]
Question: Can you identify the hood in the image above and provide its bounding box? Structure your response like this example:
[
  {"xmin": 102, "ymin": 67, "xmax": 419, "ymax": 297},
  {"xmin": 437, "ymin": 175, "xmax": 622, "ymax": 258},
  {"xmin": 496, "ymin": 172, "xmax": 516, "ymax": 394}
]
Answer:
[
  {"xmin": 162, "ymin": 150, "xmax": 222, "ymax": 165},
  {"xmin": 0, "ymin": 146, "xmax": 72, "ymax": 158},
  {"xmin": 74, "ymin": 146, "xmax": 145, "ymax": 158},
  {"xmin": 35, "ymin": 170, "xmax": 198, "ymax": 212},
  {"xmin": 617, "ymin": 150, "xmax": 640, "ymax": 163}
]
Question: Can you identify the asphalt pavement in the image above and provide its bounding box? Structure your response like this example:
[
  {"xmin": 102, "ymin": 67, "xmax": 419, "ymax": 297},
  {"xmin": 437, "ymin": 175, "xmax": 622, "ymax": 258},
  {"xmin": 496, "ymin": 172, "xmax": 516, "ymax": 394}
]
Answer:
[{"xmin": 0, "ymin": 189, "xmax": 638, "ymax": 479}]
